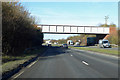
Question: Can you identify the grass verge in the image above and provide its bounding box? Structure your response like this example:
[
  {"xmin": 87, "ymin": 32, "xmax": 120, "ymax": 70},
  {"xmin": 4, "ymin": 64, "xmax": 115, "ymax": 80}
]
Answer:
[
  {"xmin": 2, "ymin": 47, "xmax": 46, "ymax": 74},
  {"xmin": 51, "ymin": 44, "xmax": 61, "ymax": 47},
  {"xmin": 69, "ymin": 46, "xmax": 118, "ymax": 55}
]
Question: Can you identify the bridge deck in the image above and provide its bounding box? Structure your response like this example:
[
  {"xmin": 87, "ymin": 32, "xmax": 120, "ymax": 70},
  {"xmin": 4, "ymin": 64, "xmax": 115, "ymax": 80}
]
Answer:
[{"xmin": 38, "ymin": 25, "xmax": 109, "ymax": 34}]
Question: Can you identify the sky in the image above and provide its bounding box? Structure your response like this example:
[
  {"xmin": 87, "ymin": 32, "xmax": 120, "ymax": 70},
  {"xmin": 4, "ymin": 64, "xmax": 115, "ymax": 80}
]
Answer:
[
  {"xmin": 20, "ymin": 0, "xmax": 119, "ymax": 2},
  {"xmin": 21, "ymin": 2, "xmax": 118, "ymax": 40}
]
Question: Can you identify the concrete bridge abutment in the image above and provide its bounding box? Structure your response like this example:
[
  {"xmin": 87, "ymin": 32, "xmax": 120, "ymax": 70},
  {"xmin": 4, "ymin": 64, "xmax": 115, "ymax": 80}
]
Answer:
[
  {"xmin": 96, "ymin": 27, "xmax": 117, "ymax": 44},
  {"xmin": 96, "ymin": 34, "xmax": 107, "ymax": 44}
]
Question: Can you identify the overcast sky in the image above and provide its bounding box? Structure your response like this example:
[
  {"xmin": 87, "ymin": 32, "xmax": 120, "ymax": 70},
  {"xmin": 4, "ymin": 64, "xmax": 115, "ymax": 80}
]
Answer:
[{"xmin": 21, "ymin": 2, "xmax": 118, "ymax": 40}]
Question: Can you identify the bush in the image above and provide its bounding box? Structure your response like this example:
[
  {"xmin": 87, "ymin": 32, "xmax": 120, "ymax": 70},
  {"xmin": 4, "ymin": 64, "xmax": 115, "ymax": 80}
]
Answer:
[{"xmin": 2, "ymin": 2, "xmax": 43, "ymax": 56}]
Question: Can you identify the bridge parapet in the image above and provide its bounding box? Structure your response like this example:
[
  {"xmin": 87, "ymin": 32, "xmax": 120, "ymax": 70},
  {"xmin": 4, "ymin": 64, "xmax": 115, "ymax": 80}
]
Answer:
[{"xmin": 38, "ymin": 25, "xmax": 109, "ymax": 34}]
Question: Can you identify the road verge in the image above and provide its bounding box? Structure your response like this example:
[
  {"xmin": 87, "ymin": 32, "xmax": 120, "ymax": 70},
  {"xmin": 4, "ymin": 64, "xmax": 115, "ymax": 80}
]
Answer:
[{"xmin": 2, "ymin": 46, "xmax": 47, "ymax": 80}]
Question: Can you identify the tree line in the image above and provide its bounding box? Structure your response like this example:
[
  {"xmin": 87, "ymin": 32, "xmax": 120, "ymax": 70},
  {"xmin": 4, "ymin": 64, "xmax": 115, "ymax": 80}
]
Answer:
[{"xmin": 2, "ymin": 2, "xmax": 43, "ymax": 56}]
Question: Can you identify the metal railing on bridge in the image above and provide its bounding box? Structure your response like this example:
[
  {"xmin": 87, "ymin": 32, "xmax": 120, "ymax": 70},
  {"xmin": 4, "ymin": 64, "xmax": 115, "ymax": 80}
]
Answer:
[{"xmin": 38, "ymin": 25, "xmax": 109, "ymax": 34}]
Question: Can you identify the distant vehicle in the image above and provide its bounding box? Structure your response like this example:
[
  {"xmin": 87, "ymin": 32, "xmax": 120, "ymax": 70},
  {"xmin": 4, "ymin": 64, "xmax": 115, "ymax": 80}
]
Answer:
[
  {"xmin": 46, "ymin": 40, "xmax": 52, "ymax": 44},
  {"xmin": 74, "ymin": 42, "xmax": 80, "ymax": 46},
  {"xmin": 54, "ymin": 42, "xmax": 57, "ymax": 44},
  {"xmin": 47, "ymin": 43, "xmax": 52, "ymax": 47},
  {"xmin": 99, "ymin": 39, "xmax": 111, "ymax": 48},
  {"xmin": 46, "ymin": 40, "xmax": 52, "ymax": 47},
  {"xmin": 87, "ymin": 37, "xmax": 96, "ymax": 46},
  {"xmin": 67, "ymin": 40, "xmax": 74, "ymax": 45},
  {"xmin": 62, "ymin": 44, "xmax": 68, "ymax": 48}
]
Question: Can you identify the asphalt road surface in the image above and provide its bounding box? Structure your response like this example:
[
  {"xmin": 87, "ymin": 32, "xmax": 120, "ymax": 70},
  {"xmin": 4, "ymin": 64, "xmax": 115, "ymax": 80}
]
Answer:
[{"xmin": 13, "ymin": 46, "xmax": 118, "ymax": 79}]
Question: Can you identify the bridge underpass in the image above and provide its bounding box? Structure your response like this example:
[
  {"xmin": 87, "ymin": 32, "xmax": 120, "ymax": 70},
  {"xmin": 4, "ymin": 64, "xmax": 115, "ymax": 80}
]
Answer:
[{"xmin": 38, "ymin": 25, "xmax": 110, "ymax": 44}]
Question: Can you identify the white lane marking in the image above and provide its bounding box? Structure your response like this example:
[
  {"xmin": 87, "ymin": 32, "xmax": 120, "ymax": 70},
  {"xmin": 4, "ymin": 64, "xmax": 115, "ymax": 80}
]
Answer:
[
  {"xmin": 82, "ymin": 61, "xmax": 89, "ymax": 65},
  {"xmin": 27, "ymin": 60, "xmax": 37, "ymax": 68},
  {"xmin": 14, "ymin": 71, "xmax": 24, "ymax": 78}
]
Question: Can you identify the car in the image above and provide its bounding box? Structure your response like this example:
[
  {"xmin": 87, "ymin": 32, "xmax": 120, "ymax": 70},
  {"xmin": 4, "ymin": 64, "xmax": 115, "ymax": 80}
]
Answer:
[
  {"xmin": 74, "ymin": 42, "xmax": 80, "ymax": 46},
  {"xmin": 99, "ymin": 39, "xmax": 111, "ymax": 48},
  {"xmin": 62, "ymin": 44, "xmax": 68, "ymax": 48},
  {"xmin": 47, "ymin": 44, "xmax": 52, "ymax": 47},
  {"xmin": 67, "ymin": 40, "xmax": 74, "ymax": 45}
]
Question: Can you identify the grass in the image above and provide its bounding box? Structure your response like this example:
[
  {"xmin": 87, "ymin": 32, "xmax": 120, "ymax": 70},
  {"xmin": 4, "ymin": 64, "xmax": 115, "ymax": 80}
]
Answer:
[
  {"xmin": 2, "ymin": 60, "xmax": 27, "ymax": 73},
  {"xmin": 2, "ymin": 47, "xmax": 46, "ymax": 74},
  {"xmin": 51, "ymin": 44, "xmax": 61, "ymax": 47},
  {"xmin": 2, "ymin": 54, "xmax": 36, "ymax": 63},
  {"xmin": 69, "ymin": 46, "xmax": 118, "ymax": 55}
]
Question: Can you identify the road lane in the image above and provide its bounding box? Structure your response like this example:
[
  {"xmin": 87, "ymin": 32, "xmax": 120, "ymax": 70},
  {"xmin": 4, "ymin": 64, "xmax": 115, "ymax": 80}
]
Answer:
[
  {"xmin": 13, "ymin": 46, "xmax": 118, "ymax": 78},
  {"xmin": 70, "ymin": 48, "xmax": 118, "ymax": 65},
  {"xmin": 69, "ymin": 48, "xmax": 118, "ymax": 78}
]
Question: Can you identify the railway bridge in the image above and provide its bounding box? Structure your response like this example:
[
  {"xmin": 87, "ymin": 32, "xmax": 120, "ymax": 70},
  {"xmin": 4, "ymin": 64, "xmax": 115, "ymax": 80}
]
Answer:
[{"xmin": 38, "ymin": 24, "xmax": 110, "ymax": 44}]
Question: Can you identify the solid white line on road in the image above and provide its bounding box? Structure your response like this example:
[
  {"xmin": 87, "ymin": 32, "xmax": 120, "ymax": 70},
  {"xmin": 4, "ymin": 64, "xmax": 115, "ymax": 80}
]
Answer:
[
  {"xmin": 82, "ymin": 61, "xmax": 89, "ymax": 65},
  {"xmin": 14, "ymin": 71, "xmax": 24, "ymax": 78},
  {"xmin": 27, "ymin": 60, "xmax": 37, "ymax": 68}
]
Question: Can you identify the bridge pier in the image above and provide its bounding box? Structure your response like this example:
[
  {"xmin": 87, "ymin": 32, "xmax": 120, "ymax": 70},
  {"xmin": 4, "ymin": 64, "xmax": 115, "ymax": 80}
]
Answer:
[{"xmin": 96, "ymin": 34, "xmax": 107, "ymax": 44}]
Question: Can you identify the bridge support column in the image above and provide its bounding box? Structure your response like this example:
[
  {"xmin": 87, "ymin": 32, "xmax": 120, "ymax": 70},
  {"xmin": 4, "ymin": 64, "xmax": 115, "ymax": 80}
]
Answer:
[{"xmin": 96, "ymin": 34, "xmax": 107, "ymax": 44}]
